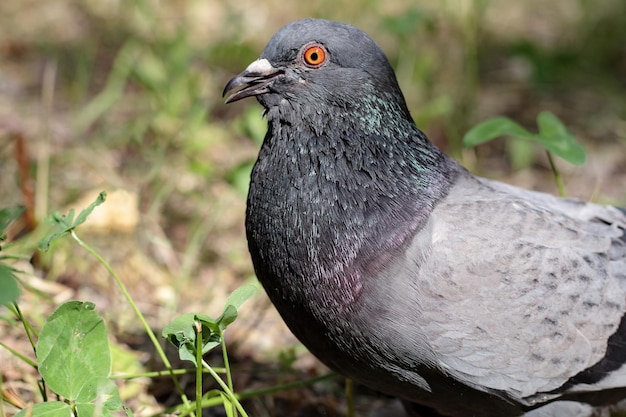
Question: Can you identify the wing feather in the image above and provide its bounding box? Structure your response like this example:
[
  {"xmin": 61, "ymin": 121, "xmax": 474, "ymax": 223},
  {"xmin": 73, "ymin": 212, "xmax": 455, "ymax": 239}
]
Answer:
[{"xmin": 412, "ymin": 174, "xmax": 626, "ymax": 401}]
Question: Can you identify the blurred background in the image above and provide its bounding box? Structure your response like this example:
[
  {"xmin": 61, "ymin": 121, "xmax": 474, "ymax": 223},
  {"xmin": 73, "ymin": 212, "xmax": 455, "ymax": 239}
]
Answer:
[{"xmin": 1, "ymin": 0, "xmax": 625, "ymax": 416}]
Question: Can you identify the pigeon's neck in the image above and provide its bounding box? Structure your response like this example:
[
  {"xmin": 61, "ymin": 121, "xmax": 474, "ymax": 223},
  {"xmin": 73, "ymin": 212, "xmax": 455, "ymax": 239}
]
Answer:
[{"xmin": 247, "ymin": 92, "xmax": 461, "ymax": 319}]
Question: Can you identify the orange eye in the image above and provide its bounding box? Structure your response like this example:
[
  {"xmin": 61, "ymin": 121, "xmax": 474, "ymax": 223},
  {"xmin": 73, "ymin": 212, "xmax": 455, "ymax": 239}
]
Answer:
[{"xmin": 302, "ymin": 44, "xmax": 327, "ymax": 67}]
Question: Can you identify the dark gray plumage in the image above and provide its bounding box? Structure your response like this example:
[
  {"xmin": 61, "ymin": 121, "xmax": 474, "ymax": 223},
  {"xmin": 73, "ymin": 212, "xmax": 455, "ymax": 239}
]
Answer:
[{"xmin": 223, "ymin": 18, "xmax": 626, "ymax": 417}]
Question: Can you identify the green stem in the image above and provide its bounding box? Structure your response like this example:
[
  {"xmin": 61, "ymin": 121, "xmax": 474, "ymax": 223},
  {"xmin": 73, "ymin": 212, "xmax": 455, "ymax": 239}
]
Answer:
[
  {"xmin": 0, "ymin": 341, "xmax": 37, "ymax": 368},
  {"xmin": 235, "ymin": 372, "xmax": 336, "ymax": 400},
  {"xmin": 69, "ymin": 230, "xmax": 193, "ymax": 414},
  {"xmin": 110, "ymin": 367, "xmax": 227, "ymax": 380},
  {"xmin": 157, "ymin": 373, "xmax": 337, "ymax": 416},
  {"xmin": 10, "ymin": 303, "xmax": 46, "ymax": 401},
  {"xmin": 229, "ymin": 372, "xmax": 337, "ymax": 400},
  {"xmin": 201, "ymin": 359, "xmax": 249, "ymax": 417},
  {"xmin": 221, "ymin": 336, "xmax": 237, "ymax": 417},
  {"xmin": 0, "ymin": 367, "xmax": 5, "ymax": 417},
  {"xmin": 546, "ymin": 151, "xmax": 566, "ymax": 197},
  {"xmin": 12, "ymin": 303, "xmax": 38, "ymax": 355},
  {"xmin": 195, "ymin": 321, "xmax": 203, "ymax": 417}
]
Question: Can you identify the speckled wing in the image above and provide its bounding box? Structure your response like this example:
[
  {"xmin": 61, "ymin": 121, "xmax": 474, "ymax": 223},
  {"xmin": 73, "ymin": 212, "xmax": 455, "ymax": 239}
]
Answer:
[{"xmin": 415, "ymin": 173, "xmax": 626, "ymax": 405}]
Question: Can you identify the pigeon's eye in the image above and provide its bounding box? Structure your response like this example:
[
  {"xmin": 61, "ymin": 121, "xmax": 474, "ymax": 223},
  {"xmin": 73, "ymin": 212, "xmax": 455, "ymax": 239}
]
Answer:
[{"xmin": 302, "ymin": 44, "xmax": 327, "ymax": 68}]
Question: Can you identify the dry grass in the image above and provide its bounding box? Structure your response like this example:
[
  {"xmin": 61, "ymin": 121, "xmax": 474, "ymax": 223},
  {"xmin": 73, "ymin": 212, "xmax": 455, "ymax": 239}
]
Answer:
[{"xmin": 1, "ymin": 1, "xmax": 625, "ymax": 416}]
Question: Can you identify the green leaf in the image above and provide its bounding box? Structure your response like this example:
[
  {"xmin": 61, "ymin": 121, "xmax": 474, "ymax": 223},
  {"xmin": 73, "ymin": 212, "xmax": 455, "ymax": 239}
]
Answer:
[
  {"xmin": 224, "ymin": 283, "xmax": 257, "ymax": 311},
  {"xmin": 39, "ymin": 191, "xmax": 107, "ymax": 251},
  {"xmin": 75, "ymin": 191, "xmax": 107, "ymax": 226},
  {"xmin": 463, "ymin": 117, "xmax": 535, "ymax": 147},
  {"xmin": 37, "ymin": 301, "xmax": 111, "ymax": 400},
  {"xmin": 75, "ymin": 377, "xmax": 122, "ymax": 416},
  {"xmin": 75, "ymin": 402, "xmax": 120, "ymax": 417},
  {"xmin": 162, "ymin": 312, "xmax": 208, "ymax": 346},
  {"xmin": 76, "ymin": 376, "xmax": 121, "ymax": 406},
  {"xmin": 220, "ymin": 391, "xmax": 235, "ymax": 417},
  {"xmin": 506, "ymin": 137, "xmax": 536, "ymax": 171},
  {"xmin": 0, "ymin": 263, "xmax": 21, "ymax": 305},
  {"xmin": 193, "ymin": 312, "xmax": 221, "ymax": 334},
  {"xmin": 216, "ymin": 283, "xmax": 257, "ymax": 331},
  {"xmin": 537, "ymin": 111, "xmax": 569, "ymax": 139},
  {"xmin": 162, "ymin": 312, "xmax": 200, "ymax": 364},
  {"xmin": 162, "ymin": 313, "xmax": 221, "ymax": 366},
  {"xmin": 162, "ymin": 284, "xmax": 257, "ymax": 365},
  {"xmin": 0, "ymin": 206, "xmax": 25, "ymax": 238},
  {"xmin": 536, "ymin": 111, "xmax": 586, "ymax": 165},
  {"xmin": 217, "ymin": 305, "xmax": 238, "ymax": 332},
  {"xmin": 463, "ymin": 113, "xmax": 586, "ymax": 166},
  {"xmin": 13, "ymin": 401, "xmax": 71, "ymax": 417}
]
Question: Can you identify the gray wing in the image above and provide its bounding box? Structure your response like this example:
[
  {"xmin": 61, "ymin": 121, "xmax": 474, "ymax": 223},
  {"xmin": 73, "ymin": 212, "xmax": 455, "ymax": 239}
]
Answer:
[{"xmin": 414, "ymin": 174, "xmax": 626, "ymax": 404}]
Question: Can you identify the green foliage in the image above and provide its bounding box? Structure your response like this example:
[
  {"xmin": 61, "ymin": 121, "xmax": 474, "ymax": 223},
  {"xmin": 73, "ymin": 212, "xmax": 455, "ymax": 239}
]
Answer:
[
  {"xmin": 381, "ymin": 7, "xmax": 435, "ymax": 37},
  {"xmin": 163, "ymin": 312, "xmax": 222, "ymax": 365},
  {"xmin": 39, "ymin": 192, "xmax": 107, "ymax": 251},
  {"xmin": 37, "ymin": 302, "xmax": 112, "ymax": 398},
  {"xmin": 15, "ymin": 301, "xmax": 123, "ymax": 417},
  {"xmin": 3, "ymin": 1, "xmax": 623, "ymax": 415},
  {"xmin": 15, "ymin": 401, "xmax": 70, "ymax": 417},
  {"xmin": 0, "ymin": 206, "xmax": 25, "ymax": 239},
  {"xmin": 2, "ymin": 194, "xmax": 316, "ymax": 417},
  {"xmin": 163, "ymin": 284, "xmax": 257, "ymax": 366},
  {"xmin": 0, "ymin": 263, "xmax": 20, "ymax": 305},
  {"xmin": 163, "ymin": 284, "xmax": 257, "ymax": 417},
  {"xmin": 463, "ymin": 112, "xmax": 587, "ymax": 196},
  {"xmin": 0, "ymin": 205, "xmax": 26, "ymax": 305},
  {"xmin": 508, "ymin": 1, "xmax": 626, "ymax": 93},
  {"xmin": 463, "ymin": 111, "xmax": 586, "ymax": 165}
]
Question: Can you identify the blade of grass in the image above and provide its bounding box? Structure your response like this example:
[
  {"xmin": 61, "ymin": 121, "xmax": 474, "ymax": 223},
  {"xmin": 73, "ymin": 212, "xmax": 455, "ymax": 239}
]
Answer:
[
  {"xmin": 0, "ymin": 341, "xmax": 37, "ymax": 368},
  {"xmin": 35, "ymin": 59, "xmax": 57, "ymax": 221},
  {"xmin": 221, "ymin": 335, "xmax": 236, "ymax": 417},
  {"xmin": 546, "ymin": 151, "xmax": 566, "ymax": 197},
  {"xmin": 0, "ymin": 372, "xmax": 4, "ymax": 417},
  {"xmin": 110, "ymin": 367, "xmax": 228, "ymax": 380},
  {"xmin": 69, "ymin": 230, "xmax": 194, "ymax": 415},
  {"xmin": 9, "ymin": 303, "xmax": 46, "ymax": 401},
  {"xmin": 155, "ymin": 373, "xmax": 337, "ymax": 416},
  {"xmin": 200, "ymin": 359, "xmax": 248, "ymax": 417},
  {"xmin": 74, "ymin": 41, "xmax": 141, "ymax": 134}
]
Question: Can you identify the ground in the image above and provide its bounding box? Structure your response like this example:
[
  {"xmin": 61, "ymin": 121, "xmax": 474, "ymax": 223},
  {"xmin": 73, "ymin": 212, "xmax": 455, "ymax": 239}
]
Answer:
[{"xmin": 0, "ymin": 1, "xmax": 625, "ymax": 416}]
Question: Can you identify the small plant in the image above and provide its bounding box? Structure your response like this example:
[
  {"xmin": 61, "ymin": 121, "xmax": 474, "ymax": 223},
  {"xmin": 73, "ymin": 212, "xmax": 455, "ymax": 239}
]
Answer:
[
  {"xmin": 2, "ymin": 193, "xmax": 258, "ymax": 416},
  {"xmin": 162, "ymin": 284, "xmax": 257, "ymax": 417},
  {"xmin": 0, "ymin": 206, "xmax": 25, "ymax": 306},
  {"xmin": 1, "ymin": 194, "xmax": 336, "ymax": 416},
  {"xmin": 463, "ymin": 111, "xmax": 586, "ymax": 196},
  {"xmin": 14, "ymin": 301, "xmax": 124, "ymax": 417}
]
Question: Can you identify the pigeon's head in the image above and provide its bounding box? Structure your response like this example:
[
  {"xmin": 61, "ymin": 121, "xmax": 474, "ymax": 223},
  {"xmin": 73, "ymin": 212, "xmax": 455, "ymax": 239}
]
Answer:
[{"xmin": 223, "ymin": 18, "xmax": 411, "ymax": 119}]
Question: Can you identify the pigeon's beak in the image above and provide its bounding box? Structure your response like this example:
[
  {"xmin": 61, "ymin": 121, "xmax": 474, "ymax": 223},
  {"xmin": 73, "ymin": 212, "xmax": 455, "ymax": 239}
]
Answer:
[{"xmin": 223, "ymin": 58, "xmax": 283, "ymax": 103}]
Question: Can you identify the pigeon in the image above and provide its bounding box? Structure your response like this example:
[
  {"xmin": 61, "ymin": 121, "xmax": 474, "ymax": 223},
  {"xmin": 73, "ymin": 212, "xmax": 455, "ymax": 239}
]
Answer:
[{"xmin": 223, "ymin": 18, "xmax": 626, "ymax": 417}]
